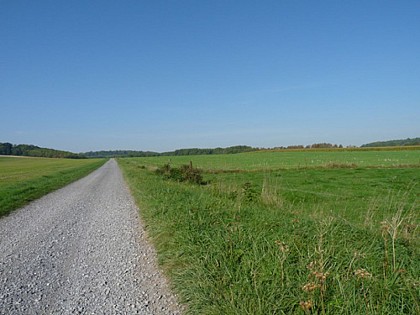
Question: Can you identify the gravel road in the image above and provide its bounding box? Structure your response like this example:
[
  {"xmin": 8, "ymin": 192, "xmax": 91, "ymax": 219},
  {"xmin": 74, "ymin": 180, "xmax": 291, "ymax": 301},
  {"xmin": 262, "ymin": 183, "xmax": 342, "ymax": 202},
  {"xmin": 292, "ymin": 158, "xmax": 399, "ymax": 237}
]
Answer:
[{"xmin": 0, "ymin": 159, "xmax": 183, "ymax": 314}]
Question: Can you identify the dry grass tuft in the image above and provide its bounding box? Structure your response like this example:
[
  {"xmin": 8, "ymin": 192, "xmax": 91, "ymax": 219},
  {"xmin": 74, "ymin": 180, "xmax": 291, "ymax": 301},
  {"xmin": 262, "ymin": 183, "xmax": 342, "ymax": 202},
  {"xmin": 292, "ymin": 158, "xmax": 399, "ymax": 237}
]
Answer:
[{"xmin": 261, "ymin": 176, "xmax": 284, "ymax": 207}]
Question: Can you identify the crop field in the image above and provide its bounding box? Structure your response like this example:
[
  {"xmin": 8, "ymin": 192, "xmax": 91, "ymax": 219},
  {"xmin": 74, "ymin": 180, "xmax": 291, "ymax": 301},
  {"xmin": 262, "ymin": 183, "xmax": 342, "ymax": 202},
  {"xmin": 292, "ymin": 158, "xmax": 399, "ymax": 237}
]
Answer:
[
  {"xmin": 119, "ymin": 149, "xmax": 420, "ymax": 314},
  {"xmin": 0, "ymin": 157, "xmax": 106, "ymax": 216}
]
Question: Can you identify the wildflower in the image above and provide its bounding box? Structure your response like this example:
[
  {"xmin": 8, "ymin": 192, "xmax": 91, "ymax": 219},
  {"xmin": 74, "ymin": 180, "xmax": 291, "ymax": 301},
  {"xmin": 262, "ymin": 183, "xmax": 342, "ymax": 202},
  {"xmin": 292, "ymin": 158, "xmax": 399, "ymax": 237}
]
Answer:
[
  {"xmin": 312, "ymin": 271, "xmax": 329, "ymax": 282},
  {"xmin": 299, "ymin": 300, "xmax": 313, "ymax": 312},
  {"xmin": 302, "ymin": 282, "xmax": 320, "ymax": 292},
  {"xmin": 275, "ymin": 240, "xmax": 289, "ymax": 253},
  {"xmin": 307, "ymin": 261, "xmax": 316, "ymax": 271},
  {"xmin": 353, "ymin": 251, "xmax": 366, "ymax": 259},
  {"xmin": 354, "ymin": 268, "xmax": 372, "ymax": 279},
  {"xmin": 380, "ymin": 221, "xmax": 390, "ymax": 236}
]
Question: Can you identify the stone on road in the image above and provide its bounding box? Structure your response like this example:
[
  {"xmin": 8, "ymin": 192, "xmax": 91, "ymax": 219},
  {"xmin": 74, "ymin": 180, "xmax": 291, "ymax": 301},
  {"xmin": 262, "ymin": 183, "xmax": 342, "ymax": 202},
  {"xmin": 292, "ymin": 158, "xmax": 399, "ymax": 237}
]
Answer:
[{"xmin": 0, "ymin": 159, "xmax": 183, "ymax": 314}]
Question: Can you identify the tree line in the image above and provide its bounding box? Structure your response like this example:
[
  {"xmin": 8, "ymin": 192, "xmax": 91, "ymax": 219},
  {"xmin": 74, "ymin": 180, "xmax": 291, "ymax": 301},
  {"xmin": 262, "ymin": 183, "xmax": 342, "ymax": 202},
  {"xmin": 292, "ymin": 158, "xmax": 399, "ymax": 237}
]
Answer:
[
  {"xmin": 162, "ymin": 145, "xmax": 256, "ymax": 156},
  {"xmin": 273, "ymin": 143, "xmax": 344, "ymax": 150},
  {"xmin": 81, "ymin": 138, "xmax": 420, "ymax": 158},
  {"xmin": 3, "ymin": 137, "xmax": 417, "ymax": 159},
  {"xmin": 0, "ymin": 142, "xmax": 85, "ymax": 159},
  {"xmin": 361, "ymin": 137, "xmax": 420, "ymax": 147},
  {"xmin": 82, "ymin": 150, "xmax": 160, "ymax": 158},
  {"xmin": 82, "ymin": 145, "xmax": 256, "ymax": 158}
]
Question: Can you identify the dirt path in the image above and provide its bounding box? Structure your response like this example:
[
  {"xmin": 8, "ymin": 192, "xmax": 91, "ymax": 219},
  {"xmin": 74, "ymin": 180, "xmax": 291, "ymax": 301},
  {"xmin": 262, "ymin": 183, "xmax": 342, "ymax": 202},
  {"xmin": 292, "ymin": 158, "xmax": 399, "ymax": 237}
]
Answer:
[{"xmin": 0, "ymin": 159, "xmax": 183, "ymax": 314}]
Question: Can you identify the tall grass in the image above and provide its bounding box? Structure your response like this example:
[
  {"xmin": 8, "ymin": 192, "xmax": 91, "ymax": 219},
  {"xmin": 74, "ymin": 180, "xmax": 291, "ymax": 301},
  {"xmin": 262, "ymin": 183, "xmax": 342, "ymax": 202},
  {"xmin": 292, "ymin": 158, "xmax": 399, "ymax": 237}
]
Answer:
[{"xmin": 119, "ymin": 154, "xmax": 419, "ymax": 314}]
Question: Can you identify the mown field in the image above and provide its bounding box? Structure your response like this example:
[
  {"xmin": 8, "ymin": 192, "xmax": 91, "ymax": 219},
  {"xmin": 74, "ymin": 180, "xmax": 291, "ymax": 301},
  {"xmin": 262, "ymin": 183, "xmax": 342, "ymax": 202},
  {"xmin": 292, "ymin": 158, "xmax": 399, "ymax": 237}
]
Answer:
[
  {"xmin": 119, "ymin": 149, "xmax": 420, "ymax": 314},
  {"xmin": 0, "ymin": 156, "xmax": 106, "ymax": 216}
]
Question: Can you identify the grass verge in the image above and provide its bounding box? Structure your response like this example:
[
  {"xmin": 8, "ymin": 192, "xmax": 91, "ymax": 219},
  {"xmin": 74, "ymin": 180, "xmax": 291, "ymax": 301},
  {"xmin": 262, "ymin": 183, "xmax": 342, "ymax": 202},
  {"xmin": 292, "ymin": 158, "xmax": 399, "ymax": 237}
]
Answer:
[
  {"xmin": 0, "ymin": 157, "xmax": 106, "ymax": 216},
  {"xmin": 119, "ymin": 153, "xmax": 419, "ymax": 314}
]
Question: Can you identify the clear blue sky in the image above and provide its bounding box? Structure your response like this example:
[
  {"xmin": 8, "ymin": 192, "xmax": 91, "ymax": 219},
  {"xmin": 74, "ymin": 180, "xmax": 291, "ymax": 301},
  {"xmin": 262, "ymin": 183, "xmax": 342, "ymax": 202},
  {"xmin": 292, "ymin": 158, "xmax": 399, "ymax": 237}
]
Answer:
[{"xmin": 1, "ymin": 1, "xmax": 419, "ymax": 152}]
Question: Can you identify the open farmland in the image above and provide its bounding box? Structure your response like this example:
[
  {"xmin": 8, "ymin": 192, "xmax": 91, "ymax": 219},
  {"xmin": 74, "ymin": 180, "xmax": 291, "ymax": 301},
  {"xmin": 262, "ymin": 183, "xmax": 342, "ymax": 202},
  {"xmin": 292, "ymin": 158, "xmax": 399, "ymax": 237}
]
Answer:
[
  {"xmin": 0, "ymin": 156, "xmax": 106, "ymax": 216},
  {"xmin": 119, "ymin": 149, "xmax": 420, "ymax": 314},
  {"xmin": 123, "ymin": 149, "xmax": 420, "ymax": 171}
]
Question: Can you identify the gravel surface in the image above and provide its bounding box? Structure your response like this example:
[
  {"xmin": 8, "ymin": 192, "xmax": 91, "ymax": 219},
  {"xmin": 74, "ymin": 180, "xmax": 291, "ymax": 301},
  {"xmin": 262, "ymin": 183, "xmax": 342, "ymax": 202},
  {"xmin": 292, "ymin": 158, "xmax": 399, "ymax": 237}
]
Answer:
[{"xmin": 0, "ymin": 159, "xmax": 184, "ymax": 314}]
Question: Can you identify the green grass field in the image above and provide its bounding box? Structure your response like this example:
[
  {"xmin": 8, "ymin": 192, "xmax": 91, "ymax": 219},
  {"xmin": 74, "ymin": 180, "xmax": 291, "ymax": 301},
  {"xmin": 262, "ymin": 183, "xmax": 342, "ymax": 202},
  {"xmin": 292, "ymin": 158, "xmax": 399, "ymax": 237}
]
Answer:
[
  {"xmin": 127, "ymin": 149, "xmax": 420, "ymax": 171},
  {"xmin": 119, "ymin": 149, "xmax": 419, "ymax": 314},
  {"xmin": 0, "ymin": 157, "xmax": 106, "ymax": 216}
]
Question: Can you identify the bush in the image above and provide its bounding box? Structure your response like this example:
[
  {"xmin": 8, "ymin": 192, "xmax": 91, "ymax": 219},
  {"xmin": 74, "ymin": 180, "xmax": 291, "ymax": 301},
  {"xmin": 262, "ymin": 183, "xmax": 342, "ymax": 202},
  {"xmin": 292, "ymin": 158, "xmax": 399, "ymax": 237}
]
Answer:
[{"xmin": 156, "ymin": 162, "xmax": 205, "ymax": 185}]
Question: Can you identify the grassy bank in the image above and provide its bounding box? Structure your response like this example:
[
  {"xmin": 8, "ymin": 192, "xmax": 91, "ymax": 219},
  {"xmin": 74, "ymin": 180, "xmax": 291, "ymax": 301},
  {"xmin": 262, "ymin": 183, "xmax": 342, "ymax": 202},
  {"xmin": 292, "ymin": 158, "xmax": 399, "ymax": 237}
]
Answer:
[
  {"xmin": 119, "ymin": 150, "xmax": 419, "ymax": 314},
  {"xmin": 0, "ymin": 157, "xmax": 106, "ymax": 216}
]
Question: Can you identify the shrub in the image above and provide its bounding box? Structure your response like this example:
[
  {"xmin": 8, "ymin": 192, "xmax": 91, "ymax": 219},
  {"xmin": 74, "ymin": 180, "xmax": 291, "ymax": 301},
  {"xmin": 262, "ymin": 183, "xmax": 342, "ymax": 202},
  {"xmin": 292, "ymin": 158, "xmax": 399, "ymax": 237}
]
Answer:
[{"xmin": 156, "ymin": 162, "xmax": 205, "ymax": 185}]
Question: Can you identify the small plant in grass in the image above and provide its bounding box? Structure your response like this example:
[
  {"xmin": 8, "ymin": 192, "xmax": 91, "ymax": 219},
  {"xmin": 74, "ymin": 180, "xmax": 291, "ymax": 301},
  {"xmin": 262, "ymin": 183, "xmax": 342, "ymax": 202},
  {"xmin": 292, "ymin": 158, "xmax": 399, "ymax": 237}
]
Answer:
[
  {"xmin": 302, "ymin": 261, "xmax": 330, "ymax": 314},
  {"xmin": 347, "ymin": 251, "xmax": 366, "ymax": 278},
  {"xmin": 241, "ymin": 182, "xmax": 258, "ymax": 202},
  {"xmin": 300, "ymin": 218, "xmax": 333, "ymax": 315},
  {"xmin": 380, "ymin": 204, "xmax": 413, "ymax": 274},
  {"xmin": 275, "ymin": 240, "xmax": 289, "ymax": 288},
  {"xmin": 299, "ymin": 300, "xmax": 314, "ymax": 314},
  {"xmin": 261, "ymin": 175, "xmax": 284, "ymax": 208},
  {"xmin": 354, "ymin": 268, "xmax": 373, "ymax": 312}
]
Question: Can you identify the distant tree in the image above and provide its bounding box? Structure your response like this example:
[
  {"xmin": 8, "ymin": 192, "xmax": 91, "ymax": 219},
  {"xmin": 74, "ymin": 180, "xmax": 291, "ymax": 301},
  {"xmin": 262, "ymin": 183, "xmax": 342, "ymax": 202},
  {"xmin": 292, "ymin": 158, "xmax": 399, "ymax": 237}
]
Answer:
[
  {"xmin": 82, "ymin": 150, "xmax": 160, "ymax": 158},
  {"xmin": 0, "ymin": 142, "xmax": 13, "ymax": 155},
  {"xmin": 0, "ymin": 142, "xmax": 84, "ymax": 158},
  {"xmin": 361, "ymin": 137, "xmax": 420, "ymax": 147},
  {"xmin": 310, "ymin": 143, "xmax": 335, "ymax": 149},
  {"xmin": 161, "ymin": 145, "xmax": 256, "ymax": 156}
]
